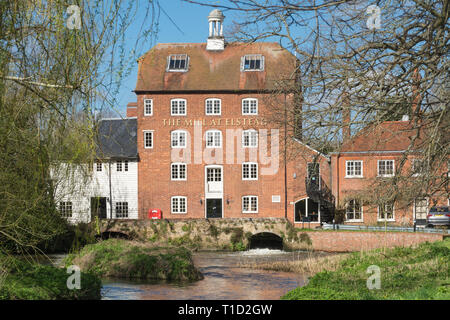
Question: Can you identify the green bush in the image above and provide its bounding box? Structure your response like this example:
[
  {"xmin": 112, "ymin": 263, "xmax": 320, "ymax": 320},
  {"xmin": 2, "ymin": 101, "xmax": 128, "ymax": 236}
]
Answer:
[{"xmin": 0, "ymin": 257, "xmax": 101, "ymax": 300}]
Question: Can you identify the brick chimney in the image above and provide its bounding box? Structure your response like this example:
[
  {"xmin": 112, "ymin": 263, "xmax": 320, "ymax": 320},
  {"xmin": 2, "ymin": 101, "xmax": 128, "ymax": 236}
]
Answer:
[
  {"xmin": 126, "ymin": 102, "xmax": 137, "ymax": 118},
  {"xmin": 342, "ymin": 92, "xmax": 351, "ymax": 141}
]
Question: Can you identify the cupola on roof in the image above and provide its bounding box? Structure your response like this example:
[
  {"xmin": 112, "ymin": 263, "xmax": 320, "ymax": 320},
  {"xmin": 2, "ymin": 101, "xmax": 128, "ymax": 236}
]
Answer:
[{"xmin": 208, "ymin": 9, "xmax": 225, "ymax": 20}]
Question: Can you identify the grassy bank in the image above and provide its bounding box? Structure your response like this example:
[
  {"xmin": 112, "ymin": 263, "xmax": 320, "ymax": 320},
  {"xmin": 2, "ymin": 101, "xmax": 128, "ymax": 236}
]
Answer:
[
  {"xmin": 65, "ymin": 239, "xmax": 203, "ymax": 281},
  {"xmin": 282, "ymin": 239, "xmax": 450, "ymax": 300},
  {"xmin": 0, "ymin": 257, "xmax": 101, "ymax": 300}
]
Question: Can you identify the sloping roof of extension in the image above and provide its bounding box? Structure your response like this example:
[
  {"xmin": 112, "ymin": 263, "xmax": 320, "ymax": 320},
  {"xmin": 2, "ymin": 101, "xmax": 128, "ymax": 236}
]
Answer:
[
  {"xmin": 135, "ymin": 42, "xmax": 298, "ymax": 92},
  {"xmin": 338, "ymin": 120, "xmax": 427, "ymax": 153},
  {"xmin": 96, "ymin": 118, "xmax": 138, "ymax": 159}
]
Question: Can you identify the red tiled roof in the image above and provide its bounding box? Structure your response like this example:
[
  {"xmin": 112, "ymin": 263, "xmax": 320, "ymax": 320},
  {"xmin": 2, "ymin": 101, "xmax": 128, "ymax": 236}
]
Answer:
[
  {"xmin": 135, "ymin": 42, "xmax": 297, "ymax": 92},
  {"xmin": 339, "ymin": 121, "xmax": 427, "ymax": 152}
]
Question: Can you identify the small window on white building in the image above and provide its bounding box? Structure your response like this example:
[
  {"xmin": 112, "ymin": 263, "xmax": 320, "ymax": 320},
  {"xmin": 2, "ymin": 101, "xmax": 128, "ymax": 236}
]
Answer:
[
  {"xmin": 171, "ymin": 163, "xmax": 187, "ymax": 180},
  {"xmin": 115, "ymin": 202, "xmax": 129, "ymax": 218},
  {"xmin": 242, "ymin": 162, "xmax": 258, "ymax": 180},
  {"xmin": 242, "ymin": 98, "xmax": 258, "ymax": 115},
  {"xmin": 205, "ymin": 98, "xmax": 221, "ymax": 115},
  {"xmin": 378, "ymin": 202, "xmax": 395, "ymax": 221},
  {"xmin": 242, "ymin": 129, "xmax": 258, "ymax": 147},
  {"xmin": 59, "ymin": 201, "xmax": 73, "ymax": 218},
  {"xmin": 345, "ymin": 160, "xmax": 362, "ymax": 177},
  {"xmin": 346, "ymin": 199, "xmax": 363, "ymax": 221},
  {"xmin": 171, "ymin": 196, "xmax": 187, "ymax": 214},
  {"xmin": 167, "ymin": 54, "xmax": 189, "ymax": 72},
  {"xmin": 205, "ymin": 130, "xmax": 222, "ymax": 148},
  {"xmin": 144, "ymin": 131, "xmax": 153, "ymax": 149},
  {"xmin": 242, "ymin": 196, "xmax": 258, "ymax": 213},
  {"xmin": 124, "ymin": 160, "xmax": 128, "ymax": 172},
  {"xmin": 96, "ymin": 160, "xmax": 102, "ymax": 172},
  {"xmin": 241, "ymin": 54, "xmax": 264, "ymax": 71},
  {"xmin": 171, "ymin": 130, "xmax": 187, "ymax": 148},
  {"xmin": 144, "ymin": 99, "xmax": 153, "ymax": 116},
  {"xmin": 117, "ymin": 160, "xmax": 122, "ymax": 172},
  {"xmin": 378, "ymin": 160, "xmax": 395, "ymax": 177},
  {"xmin": 171, "ymin": 99, "xmax": 187, "ymax": 116}
]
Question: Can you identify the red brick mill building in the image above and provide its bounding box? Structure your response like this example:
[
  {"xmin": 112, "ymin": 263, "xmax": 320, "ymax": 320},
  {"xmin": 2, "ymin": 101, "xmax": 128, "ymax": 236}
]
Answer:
[
  {"xmin": 127, "ymin": 10, "xmax": 333, "ymax": 225},
  {"xmin": 115, "ymin": 10, "xmax": 448, "ymax": 227}
]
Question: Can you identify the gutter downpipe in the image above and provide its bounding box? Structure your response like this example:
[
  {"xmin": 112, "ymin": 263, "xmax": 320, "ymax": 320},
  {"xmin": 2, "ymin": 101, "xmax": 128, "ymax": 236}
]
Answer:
[{"xmin": 109, "ymin": 159, "xmax": 113, "ymax": 220}]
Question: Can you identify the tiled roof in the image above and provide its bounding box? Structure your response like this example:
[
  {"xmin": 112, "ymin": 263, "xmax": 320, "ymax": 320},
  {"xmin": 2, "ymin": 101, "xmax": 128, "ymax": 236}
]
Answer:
[
  {"xmin": 96, "ymin": 118, "xmax": 137, "ymax": 159},
  {"xmin": 339, "ymin": 121, "xmax": 427, "ymax": 153},
  {"xmin": 135, "ymin": 42, "xmax": 297, "ymax": 92}
]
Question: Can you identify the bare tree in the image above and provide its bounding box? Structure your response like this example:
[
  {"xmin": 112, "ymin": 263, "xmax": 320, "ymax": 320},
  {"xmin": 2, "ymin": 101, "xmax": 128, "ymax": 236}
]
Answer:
[{"xmin": 187, "ymin": 0, "xmax": 449, "ymax": 210}]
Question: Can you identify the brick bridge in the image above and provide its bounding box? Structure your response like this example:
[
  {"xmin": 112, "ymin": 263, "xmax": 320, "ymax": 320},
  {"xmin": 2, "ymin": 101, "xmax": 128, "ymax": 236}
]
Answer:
[
  {"xmin": 96, "ymin": 218, "xmax": 445, "ymax": 252},
  {"xmin": 97, "ymin": 218, "xmax": 312, "ymax": 250}
]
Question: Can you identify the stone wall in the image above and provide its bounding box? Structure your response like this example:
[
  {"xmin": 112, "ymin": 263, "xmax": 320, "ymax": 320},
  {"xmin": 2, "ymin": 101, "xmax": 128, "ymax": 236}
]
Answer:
[{"xmin": 98, "ymin": 218, "xmax": 445, "ymax": 252}]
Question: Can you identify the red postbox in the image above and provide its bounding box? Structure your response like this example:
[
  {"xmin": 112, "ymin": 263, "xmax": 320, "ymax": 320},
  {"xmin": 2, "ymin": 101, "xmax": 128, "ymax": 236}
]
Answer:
[{"xmin": 148, "ymin": 209, "xmax": 162, "ymax": 219}]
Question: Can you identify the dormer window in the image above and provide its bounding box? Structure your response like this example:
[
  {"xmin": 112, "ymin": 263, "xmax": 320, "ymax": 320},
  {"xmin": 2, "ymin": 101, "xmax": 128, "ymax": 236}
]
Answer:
[
  {"xmin": 167, "ymin": 54, "xmax": 189, "ymax": 72},
  {"xmin": 241, "ymin": 54, "xmax": 264, "ymax": 71}
]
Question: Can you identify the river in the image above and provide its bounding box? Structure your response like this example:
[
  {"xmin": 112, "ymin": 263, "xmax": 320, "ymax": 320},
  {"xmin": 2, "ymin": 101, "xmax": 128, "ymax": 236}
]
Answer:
[
  {"xmin": 44, "ymin": 249, "xmax": 330, "ymax": 300},
  {"xmin": 98, "ymin": 249, "xmax": 331, "ymax": 300}
]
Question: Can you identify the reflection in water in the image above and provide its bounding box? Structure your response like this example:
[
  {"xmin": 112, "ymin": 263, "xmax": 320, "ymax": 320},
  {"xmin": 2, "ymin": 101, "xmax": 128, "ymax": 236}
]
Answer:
[{"xmin": 101, "ymin": 250, "xmax": 330, "ymax": 300}]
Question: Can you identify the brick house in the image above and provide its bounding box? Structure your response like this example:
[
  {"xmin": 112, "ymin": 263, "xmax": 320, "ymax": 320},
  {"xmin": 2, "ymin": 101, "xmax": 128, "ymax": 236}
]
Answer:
[
  {"xmin": 331, "ymin": 118, "xmax": 449, "ymax": 226},
  {"xmin": 131, "ymin": 10, "xmax": 333, "ymax": 225}
]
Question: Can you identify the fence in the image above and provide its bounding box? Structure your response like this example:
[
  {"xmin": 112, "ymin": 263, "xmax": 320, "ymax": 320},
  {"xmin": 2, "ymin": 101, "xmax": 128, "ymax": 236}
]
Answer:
[{"xmin": 322, "ymin": 223, "xmax": 450, "ymax": 234}]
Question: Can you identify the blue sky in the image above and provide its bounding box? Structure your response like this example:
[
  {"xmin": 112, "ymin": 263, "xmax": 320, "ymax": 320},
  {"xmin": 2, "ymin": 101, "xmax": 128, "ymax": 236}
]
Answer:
[{"xmin": 113, "ymin": 0, "xmax": 239, "ymax": 116}]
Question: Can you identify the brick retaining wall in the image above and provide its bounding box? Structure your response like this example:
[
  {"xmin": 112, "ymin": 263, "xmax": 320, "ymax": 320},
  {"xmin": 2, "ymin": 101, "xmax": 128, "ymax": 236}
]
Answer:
[{"xmin": 302, "ymin": 231, "xmax": 445, "ymax": 252}]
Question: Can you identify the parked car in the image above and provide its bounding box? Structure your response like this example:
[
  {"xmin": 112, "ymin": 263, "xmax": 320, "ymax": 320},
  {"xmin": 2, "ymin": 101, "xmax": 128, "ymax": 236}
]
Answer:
[{"xmin": 427, "ymin": 206, "xmax": 450, "ymax": 228}]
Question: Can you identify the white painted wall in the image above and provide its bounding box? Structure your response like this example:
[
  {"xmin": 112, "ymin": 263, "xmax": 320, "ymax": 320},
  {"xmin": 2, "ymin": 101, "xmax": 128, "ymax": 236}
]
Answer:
[{"xmin": 52, "ymin": 160, "xmax": 138, "ymax": 224}]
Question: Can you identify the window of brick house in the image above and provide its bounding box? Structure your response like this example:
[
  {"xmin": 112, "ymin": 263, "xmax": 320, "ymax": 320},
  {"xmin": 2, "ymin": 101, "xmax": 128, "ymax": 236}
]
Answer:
[
  {"xmin": 241, "ymin": 54, "xmax": 264, "ymax": 71},
  {"xmin": 345, "ymin": 160, "xmax": 362, "ymax": 177},
  {"xmin": 242, "ymin": 162, "xmax": 258, "ymax": 180},
  {"xmin": 171, "ymin": 99, "xmax": 187, "ymax": 115},
  {"xmin": 144, "ymin": 131, "xmax": 153, "ymax": 148},
  {"xmin": 378, "ymin": 160, "xmax": 395, "ymax": 177},
  {"xmin": 242, "ymin": 196, "xmax": 258, "ymax": 213},
  {"xmin": 205, "ymin": 98, "xmax": 221, "ymax": 115},
  {"xmin": 242, "ymin": 129, "xmax": 258, "ymax": 147},
  {"xmin": 242, "ymin": 98, "xmax": 258, "ymax": 115},
  {"xmin": 346, "ymin": 199, "xmax": 363, "ymax": 221},
  {"xmin": 171, "ymin": 163, "xmax": 187, "ymax": 180},
  {"xmin": 378, "ymin": 202, "xmax": 395, "ymax": 221},
  {"xmin": 166, "ymin": 54, "xmax": 189, "ymax": 72},
  {"xmin": 205, "ymin": 130, "xmax": 222, "ymax": 148},
  {"xmin": 171, "ymin": 196, "xmax": 187, "ymax": 214},
  {"xmin": 171, "ymin": 130, "xmax": 187, "ymax": 148},
  {"xmin": 144, "ymin": 99, "xmax": 153, "ymax": 116}
]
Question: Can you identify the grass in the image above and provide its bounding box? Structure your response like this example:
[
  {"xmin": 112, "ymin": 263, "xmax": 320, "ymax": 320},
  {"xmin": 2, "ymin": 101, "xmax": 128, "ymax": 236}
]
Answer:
[
  {"xmin": 0, "ymin": 256, "xmax": 101, "ymax": 300},
  {"xmin": 282, "ymin": 239, "xmax": 450, "ymax": 300},
  {"xmin": 240, "ymin": 252, "xmax": 349, "ymax": 275},
  {"xmin": 64, "ymin": 239, "xmax": 203, "ymax": 281}
]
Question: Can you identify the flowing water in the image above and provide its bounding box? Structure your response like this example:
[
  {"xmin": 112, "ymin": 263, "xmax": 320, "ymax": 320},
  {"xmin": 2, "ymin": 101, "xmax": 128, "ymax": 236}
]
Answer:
[{"xmin": 98, "ymin": 250, "xmax": 331, "ymax": 300}]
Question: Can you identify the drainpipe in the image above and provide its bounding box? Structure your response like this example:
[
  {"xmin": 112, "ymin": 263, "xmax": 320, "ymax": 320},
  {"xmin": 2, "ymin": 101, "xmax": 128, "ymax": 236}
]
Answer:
[
  {"xmin": 284, "ymin": 93, "xmax": 288, "ymax": 219},
  {"xmin": 109, "ymin": 159, "xmax": 113, "ymax": 219}
]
